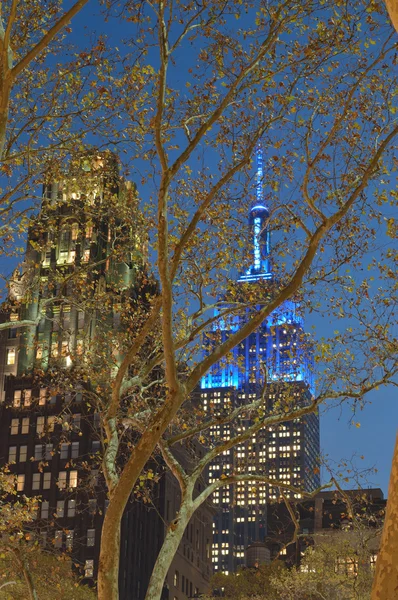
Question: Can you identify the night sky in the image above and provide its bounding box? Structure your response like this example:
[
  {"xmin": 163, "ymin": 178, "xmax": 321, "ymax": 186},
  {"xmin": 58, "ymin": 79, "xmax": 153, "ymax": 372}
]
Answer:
[{"xmin": 2, "ymin": 0, "xmax": 396, "ymax": 496}]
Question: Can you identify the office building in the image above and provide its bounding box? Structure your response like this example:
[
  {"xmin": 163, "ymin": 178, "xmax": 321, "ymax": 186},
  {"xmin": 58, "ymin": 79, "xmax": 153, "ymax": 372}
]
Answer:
[
  {"xmin": 201, "ymin": 147, "xmax": 320, "ymax": 574},
  {"xmin": 0, "ymin": 151, "xmax": 212, "ymax": 599}
]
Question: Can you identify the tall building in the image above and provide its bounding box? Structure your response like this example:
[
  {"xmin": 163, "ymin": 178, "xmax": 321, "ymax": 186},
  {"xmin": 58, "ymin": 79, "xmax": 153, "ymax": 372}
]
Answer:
[
  {"xmin": 201, "ymin": 147, "xmax": 320, "ymax": 574},
  {"xmin": 0, "ymin": 151, "xmax": 212, "ymax": 599}
]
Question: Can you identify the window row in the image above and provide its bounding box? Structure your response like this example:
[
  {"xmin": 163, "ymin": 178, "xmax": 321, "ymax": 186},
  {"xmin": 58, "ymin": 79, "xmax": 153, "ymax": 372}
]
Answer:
[
  {"xmin": 16, "ymin": 470, "xmax": 78, "ymax": 491},
  {"xmin": 11, "ymin": 388, "xmax": 83, "ymax": 408},
  {"xmin": 8, "ymin": 441, "xmax": 100, "ymax": 463},
  {"xmin": 10, "ymin": 414, "xmax": 82, "ymax": 435}
]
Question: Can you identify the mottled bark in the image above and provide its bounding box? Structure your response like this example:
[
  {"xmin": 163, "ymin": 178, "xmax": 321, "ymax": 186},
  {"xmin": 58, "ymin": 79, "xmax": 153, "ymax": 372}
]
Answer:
[
  {"xmin": 145, "ymin": 499, "xmax": 193, "ymax": 600},
  {"xmin": 384, "ymin": 0, "xmax": 398, "ymax": 33},
  {"xmin": 371, "ymin": 433, "xmax": 398, "ymax": 600},
  {"xmin": 98, "ymin": 395, "xmax": 183, "ymax": 600}
]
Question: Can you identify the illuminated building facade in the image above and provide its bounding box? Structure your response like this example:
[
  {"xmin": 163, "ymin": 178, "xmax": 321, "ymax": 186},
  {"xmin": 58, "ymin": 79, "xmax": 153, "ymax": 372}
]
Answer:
[
  {"xmin": 0, "ymin": 152, "xmax": 213, "ymax": 599},
  {"xmin": 201, "ymin": 147, "xmax": 320, "ymax": 574}
]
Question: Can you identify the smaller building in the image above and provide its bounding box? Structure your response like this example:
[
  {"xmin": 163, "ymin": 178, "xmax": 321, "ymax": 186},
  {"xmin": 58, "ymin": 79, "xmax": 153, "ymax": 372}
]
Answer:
[{"xmin": 266, "ymin": 488, "xmax": 386, "ymax": 567}]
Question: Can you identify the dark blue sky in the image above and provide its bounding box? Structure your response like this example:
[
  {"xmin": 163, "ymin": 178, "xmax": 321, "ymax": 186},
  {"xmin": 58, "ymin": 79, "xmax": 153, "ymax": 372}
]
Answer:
[{"xmin": 6, "ymin": 0, "xmax": 396, "ymax": 495}]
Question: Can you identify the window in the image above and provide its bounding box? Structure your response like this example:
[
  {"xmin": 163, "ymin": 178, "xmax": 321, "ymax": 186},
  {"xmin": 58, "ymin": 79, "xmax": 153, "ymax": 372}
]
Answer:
[
  {"xmin": 11, "ymin": 419, "xmax": 19, "ymax": 435},
  {"xmin": 6, "ymin": 348, "xmax": 16, "ymax": 365},
  {"xmin": 32, "ymin": 473, "xmax": 41, "ymax": 490},
  {"xmin": 41, "ymin": 501, "xmax": 49, "ymax": 519},
  {"xmin": 84, "ymin": 559, "xmax": 94, "ymax": 578},
  {"xmin": 58, "ymin": 471, "xmax": 67, "ymax": 489},
  {"xmin": 87, "ymin": 529, "xmax": 95, "ymax": 547},
  {"xmin": 69, "ymin": 471, "xmax": 78, "ymax": 488},
  {"xmin": 9, "ymin": 313, "xmax": 18, "ymax": 338},
  {"xmin": 47, "ymin": 416, "xmax": 55, "ymax": 432},
  {"xmin": 88, "ymin": 499, "xmax": 96, "ymax": 515},
  {"xmin": 23, "ymin": 390, "xmax": 32, "ymax": 407},
  {"xmin": 39, "ymin": 389, "xmax": 47, "ymax": 405},
  {"xmin": 13, "ymin": 390, "xmax": 21, "ymax": 407},
  {"xmin": 60, "ymin": 443, "xmax": 69, "ymax": 459},
  {"xmin": 72, "ymin": 414, "xmax": 81, "ymax": 429},
  {"xmin": 19, "ymin": 445, "xmax": 27, "ymax": 462},
  {"xmin": 56, "ymin": 501, "xmax": 65, "ymax": 518},
  {"xmin": 90, "ymin": 470, "xmax": 98, "ymax": 487},
  {"xmin": 91, "ymin": 440, "xmax": 100, "ymax": 453},
  {"xmin": 34, "ymin": 445, "xmax": 43, "ymax": 461},
  {"xmin": 174, "ymin": 571, "xmax": 179, "ymax": 587},
  {"xmin": 44, "ymin": 444, "xmax": 53, "ymax": 460},
  {"xmin": 21, "ymin": 418, "xmax": 29, "ymax": 434},
  {"xmin": 8, "ymin": 446, "xmax": 17, "ymax": 462},
  {"xmin": 54, "ymin": 530, "xmax": 63, "ymax": 549},
  {"xmin": 43, "ymin": 473, "xmax": 51, "ymax": 489},
  {"xmin": 17, "ymin": 474, "xmax": 25, "ymax": 491},
  {"xmin": 67, "ymin": 499, "xmax": 76, "ymax": 517},
  {"xmin": 71, "ymin": 442, "xmax": 79, "ymax": 458},
  {"xmin": 66, "ymin": 530, "xmax": 74, "ymax": 550},
  {"xmin": 36, "ymin": 416, "xmax": 45, "ymax": 435}
]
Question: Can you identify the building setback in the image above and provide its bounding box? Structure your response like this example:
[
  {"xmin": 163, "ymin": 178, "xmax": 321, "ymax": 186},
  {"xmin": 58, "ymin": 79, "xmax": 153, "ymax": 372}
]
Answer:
[
  {"xmin": 200, "ymin": 147, "xmax": 320, "ymax": 574},
  {"xmin": 0, "ymin": 152, "xmax": 212, "ymax": 600}
]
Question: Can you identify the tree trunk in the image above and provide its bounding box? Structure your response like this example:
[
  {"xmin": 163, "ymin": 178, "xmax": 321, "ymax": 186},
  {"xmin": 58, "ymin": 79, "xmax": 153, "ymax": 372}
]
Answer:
[
  {"xmin": 97, "ymin": 398, "xmax": 183, "ymax": 600},
  {"xmin": 98, "ymin": 503, "xmax": 121, "ymax": 600},
  {"xmin": 371, "ymin": 433, "xmax": 398, "ymax": 600},
  {"xmin": 384, "ymin": 0, "xmax": 398, "ymax": 33},
  {"xmin": 145, "ymin": 501, "xmax": 193, "ymax": 600}
]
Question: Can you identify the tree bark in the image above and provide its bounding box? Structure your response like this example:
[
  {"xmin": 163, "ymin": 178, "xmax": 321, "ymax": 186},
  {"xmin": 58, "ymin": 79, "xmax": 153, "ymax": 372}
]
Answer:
[
  {"xmin": 97, "ymin": 395, "xmax": 183, "ymax": 600},
  {"xmin": 145, "ymin": 500, "xmax": 193, "ymax": 600},
  {"xmin": 384, "ymin": 0, "xmax": 398, "ymax": 33},
  {"xmin": 371, "ymin": 433, "xmax": 398, "ymax": 600}
]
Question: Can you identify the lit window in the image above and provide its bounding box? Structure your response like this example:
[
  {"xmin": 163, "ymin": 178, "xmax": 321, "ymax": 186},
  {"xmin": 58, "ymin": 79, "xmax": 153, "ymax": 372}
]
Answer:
[
  {"xmin": 36, "ymin": 416, "xmax": 45, "ymax": 435},
  {"xmin": 13, "ymin": 390, "xmax": 21, "ymax": 407},
  {"xmin": 39, "ymin": 389, "xmax": 47, "ymax": 406},
  {"xmin": 58, "ymin": 471, "xmax": 67, "ymax": 489},
  {"xmin": 174, "ymin": 571, "xmax": 179, "ymax": 587},
  {"xmin": 84, "ymin": 559, "xmax": 94, "ymax": 578},
  {"xmin": 24, "ymin": 390, "xmax": 32, "ymax": 407},
  {"xmin": 17, "ymin": 474, "xmax": 25, "ymax": 491},
  {"xmin": 10, "ymin": 419, "xmax": 19, "ymax": 435},
  {"xmin": 70, "ymin": 471, "xmax": 78, "ymax": 488},
  {"xmin": 8, "ymin": 446, "xmax": 17, "ymax": 463},
  {"xmin": 21, "ymin": 418, "xmax": 29, "ymax": 434},
  {"xmin": 6, "ymin": 348, "xmax": 16, "ymax": 365},
  {"xmin": 19, "ymin": 445, "xmax": 27, "ymax": 462},
  {"xmin": 43, "ymin": 473, "xmax": 51, "ymax": 489},
  {"xmin": 47, "ymin": 416, "xmax": 55, "ymax": 432}
]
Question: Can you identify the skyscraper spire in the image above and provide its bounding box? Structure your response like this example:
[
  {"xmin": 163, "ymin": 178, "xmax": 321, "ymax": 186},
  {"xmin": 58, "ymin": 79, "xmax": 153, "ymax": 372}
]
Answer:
[
  {"xmin": 254, "ymin": 143, "xmax": 267, "ymax": 211},
  {"xmin": 238, "ymin": 144, "xmax": 271, "ymax": 282}
]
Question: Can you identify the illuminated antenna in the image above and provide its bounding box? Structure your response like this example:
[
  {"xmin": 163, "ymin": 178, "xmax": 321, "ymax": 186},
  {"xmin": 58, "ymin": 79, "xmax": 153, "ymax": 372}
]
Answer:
[{"xmin": 255, "ymin": 144, "xmax": 267, "ymax": 209}]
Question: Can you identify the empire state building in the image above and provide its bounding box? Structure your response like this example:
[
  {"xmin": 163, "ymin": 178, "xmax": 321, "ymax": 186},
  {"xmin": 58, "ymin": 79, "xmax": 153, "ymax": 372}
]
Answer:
[{"xmin": 200, "ymin": 147, "xmax": 320, "ymax": 574}]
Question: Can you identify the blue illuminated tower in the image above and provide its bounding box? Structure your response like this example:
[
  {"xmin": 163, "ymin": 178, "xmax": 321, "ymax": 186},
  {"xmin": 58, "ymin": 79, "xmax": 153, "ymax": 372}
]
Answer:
[{"xmin": 201, "ymin": 146, "xmax": 320, "ymax": 574}]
